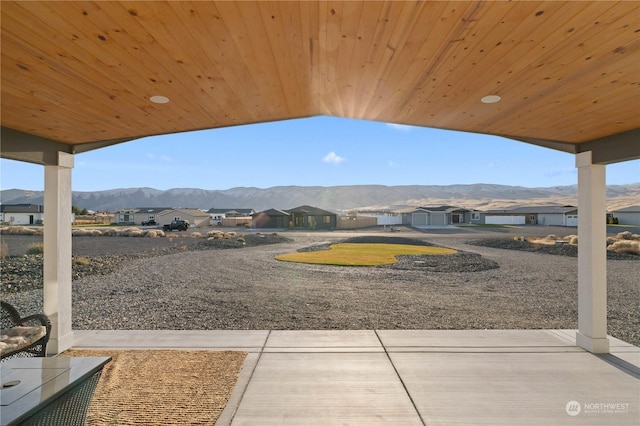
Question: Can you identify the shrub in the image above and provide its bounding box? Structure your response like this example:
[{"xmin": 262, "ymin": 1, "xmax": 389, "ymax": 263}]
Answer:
[
  {"xmin": 101, "ymin": 228, "xmax": 117, "ymax": 236},
  {"xmin": 120, "ymin": 227, "xmax": 144, "ymax": 237},
  {"xmin": 607, "ymin": 240, "xmax": 640, "ymax": 256},
  {"xmin": 73, "ymin": 257, "xmax": 90, "ymax": 266},
  {"xmin": 26, "ymin": 243, "xmax": 44, "ymax": 255},
  {"xmin": 190, "ymin": 232, "xmax": 202, "ymax": 238},
  {"xmin": 2, "ymin": 226, "xmax": 39, "ymax": 235},
  {"xmin": 73, "ymin": 228, "xmax": 102, "ymax": 236},
  {"xmin": 616, "ymin": 231, "xmax": 634, "ymax": 240},
  {"xmin": 237, "ymin": 236, "xmax": 245, "ymax": 243},
  {"xmin": 567, "ymin": 235, "xmax": 578, "ymax": 245}
]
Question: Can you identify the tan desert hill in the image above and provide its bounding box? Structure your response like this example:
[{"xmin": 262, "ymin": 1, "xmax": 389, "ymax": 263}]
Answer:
[{"xmin": 1, "ymin": 183, "xmax": 638, "ymax": 213}]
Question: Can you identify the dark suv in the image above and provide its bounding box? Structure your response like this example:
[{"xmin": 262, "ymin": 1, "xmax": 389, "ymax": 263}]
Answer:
[{"xmin": 163, "ymin": 220, "xmax": 190, "ymax": 231}]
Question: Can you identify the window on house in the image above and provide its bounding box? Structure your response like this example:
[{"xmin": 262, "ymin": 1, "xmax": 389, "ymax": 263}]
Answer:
[
  {"xmin": 323, "ymin": 215, "xmax": 331, "ymax": 224},
  {"xmin": 471, "ymin": 212, "xmax": 480, "ymax": 220}
]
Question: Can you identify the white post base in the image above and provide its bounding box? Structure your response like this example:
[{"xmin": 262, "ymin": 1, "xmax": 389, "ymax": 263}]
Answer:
[{"xmin": 576, "ymin": 331, "xmax": 610, "ymax": 354}]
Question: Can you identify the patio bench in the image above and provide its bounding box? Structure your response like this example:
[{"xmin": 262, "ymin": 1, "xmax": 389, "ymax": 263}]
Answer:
[{"xmin": 1, "ymin": 301, "xmax": 51, "ymax": 361}]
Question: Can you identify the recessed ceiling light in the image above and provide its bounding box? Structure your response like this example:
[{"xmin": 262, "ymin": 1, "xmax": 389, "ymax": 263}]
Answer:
[
  {"xmin": 150, "ymin": 95, "xmax": 170, "ymax": 104},
  {"xmin": 481, "ymin": 95, "xmax": 501, "ymax": 104}
]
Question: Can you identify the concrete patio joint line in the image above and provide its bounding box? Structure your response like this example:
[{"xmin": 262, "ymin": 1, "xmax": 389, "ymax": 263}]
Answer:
[
  {"xmin": 226, "ymin": 330, "xmax": 271, "ymax": 424},
  {"xmin": 374, "ymin": 329, "xmax": 426, "ymax": 426}
]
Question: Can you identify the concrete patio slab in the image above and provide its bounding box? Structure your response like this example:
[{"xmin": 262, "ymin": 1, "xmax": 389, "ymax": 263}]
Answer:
[
  {"xmin": 377, "ymin": 329, "xmax": 578, "ymax": 351},
  {"xmin": 73, "ymin": 330, "xmax": 269, "ymax": 352},
  {"xmin": 68, "ymin": 330, "xmax": 639, "ymax": 425},
  {"xmin": 229, "ymin": 352, "xmax": 423, "ymax": 425},
  {"xmin": 264, "ymin": 330, "xmax": 383, "ymax": 353},
  {"xmin": 390, "ymin": 351, "xmax": 638, "ymax": 425}
]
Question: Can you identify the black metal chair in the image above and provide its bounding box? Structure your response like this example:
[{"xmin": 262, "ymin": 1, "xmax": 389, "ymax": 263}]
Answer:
[{"xmin": 1, "ymin": 301, "xmax": 51, "ymax": 360}]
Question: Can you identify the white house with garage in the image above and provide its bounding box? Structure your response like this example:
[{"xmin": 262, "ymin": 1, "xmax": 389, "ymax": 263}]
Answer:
[
  {"xmin": 0, "ymin": 204, "xmax": 45, "ymax": 225},
  {"xmin": 484, "ymin": 205, "xmax": 578, "ymax": 226},
  {"xmin": 611, "ymin": 205, "xmax": 640, "ymax": 226},
  {"xmin": 404, "ymin": 206, "xmax": 480, "ymax": 227}
]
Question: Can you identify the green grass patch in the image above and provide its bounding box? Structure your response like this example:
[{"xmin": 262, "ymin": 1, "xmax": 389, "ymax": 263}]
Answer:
[{"xmin": 275, "ymin": 243, "xmax": 457, "ymax": 266}]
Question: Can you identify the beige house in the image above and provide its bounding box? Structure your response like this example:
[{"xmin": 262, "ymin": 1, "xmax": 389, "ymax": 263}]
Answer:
[{"xmin": 156, "ymin": 208, "xmax": 210, "ymax": 228}]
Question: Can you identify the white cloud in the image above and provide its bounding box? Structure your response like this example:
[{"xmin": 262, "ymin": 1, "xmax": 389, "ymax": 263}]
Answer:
[
  {"xmin": 386, "ymin": 123, "xmax": 413, "ymax": 132},
  {"xmin": 323, "ymin": 151, "xmax": 345, "ymax": 165}
]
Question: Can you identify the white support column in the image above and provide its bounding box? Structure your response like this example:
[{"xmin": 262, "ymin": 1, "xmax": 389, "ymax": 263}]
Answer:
[
  {"xmin": 575, "ymin": 151, "xmax": 610, "ymax": 354},
  {"xmin": 43, "ymin": 152, "xmax": 74, "ymax": 355}
]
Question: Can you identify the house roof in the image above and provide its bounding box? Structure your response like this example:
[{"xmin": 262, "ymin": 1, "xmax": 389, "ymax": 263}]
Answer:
[
  {"xmin": 157, "ymin": 208, "xmax": 210, "ymax": 218},
  {"xmin": 253, "ymin": 209, "xmax": 290, "ymax": 217},
  {"xmin": 411, "ymin": 205, "xmax": 470, "ymax": 213},
  {"xmin": 207, "ymin": 208, "xmax": 255, "ymax": 215},
  {"xmin": 0, "ymin": 204, "xmax": 44, "ymax": 213},
  {"xmin": 135, "ymin": 207, "xmax": 173, "ymax": 214},
  {"xmin": 287, "ymin": 205, "xmax": 336, "ymax": 216},
  {"xmin": 1, "ymin": 1, "xmax": 638, "ymax": 166},
  {"xmin": 612, "ymin": 205, "xmax": 640, "ymax": 213},
  {"xmin": 487, "ymin": 205, "xmax": 578, "ymax": 214}
]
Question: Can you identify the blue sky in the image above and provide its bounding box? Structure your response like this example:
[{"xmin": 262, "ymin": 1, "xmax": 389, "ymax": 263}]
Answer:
[{"xmin": 1, "ymin": 116, "xmax": 638, "ymax": 192}]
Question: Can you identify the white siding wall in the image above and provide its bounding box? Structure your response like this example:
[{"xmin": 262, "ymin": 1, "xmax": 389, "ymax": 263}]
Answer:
[
  {"xmin": 2, "ymin": 212, "xmax": 45, "ymax": 225},
  {"xmin": 616, "ymin": 212, "xmax": 640, "ymax": 226},
  {"xmin": 485, "ymin": 215, "xmax": 526, "ymax": 225}
]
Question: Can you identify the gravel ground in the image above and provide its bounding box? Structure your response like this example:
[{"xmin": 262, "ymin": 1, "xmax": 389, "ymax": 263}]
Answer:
[{"xmin": 2, "ymin": 228, "xmax": 638, "ymax": 346}]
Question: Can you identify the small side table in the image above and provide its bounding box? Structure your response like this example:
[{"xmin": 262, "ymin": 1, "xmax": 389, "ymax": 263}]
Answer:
[{"xmin": 1, "ymin": 356, "xmax": 111, "ymax": 426}]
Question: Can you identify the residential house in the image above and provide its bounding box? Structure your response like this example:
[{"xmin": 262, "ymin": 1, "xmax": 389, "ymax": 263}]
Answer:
[
  {"xmin": 156, "ymin": 208, "xmax": 211, "ymax": 228},
  {"xmin": 484, "ymin": 205, "xmax": 578, "ymax": 226},
  {"xmin": 286, "ymin": 205, "xmax": 337, "ymax": 230},
  {"xmin": 207, "ymin": 208, "xmax": 255, "ymax": 224},
  {"xmin": 611, "ymin": 205, "xmax": 640, "ymax": 226},
  {"xmin": 252, "ymin": 205, "xmax": 337, "ymax": 229},
  {"xmin": 252, "ymin": 209, "xmax": 290, "ymax": 229},
  {"xmin": 0, "ymin": 204, "xmax": 45, "ymax": 225},
  {"xmin": 403, "ymin": 206, "xmax": 479, "ymax": 227},
  {"xmin": 116, "ymin": 207, "xmax": 172, "ymax": 225}
]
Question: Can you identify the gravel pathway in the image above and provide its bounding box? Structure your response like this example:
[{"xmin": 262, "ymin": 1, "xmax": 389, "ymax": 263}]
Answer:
[{"xmin": 2, "ymin": 229, "xmax": 638, "ymax": 346}]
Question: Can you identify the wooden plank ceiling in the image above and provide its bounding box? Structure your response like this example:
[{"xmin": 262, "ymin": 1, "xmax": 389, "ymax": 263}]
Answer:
[{"xmin": 1, "ymin": 1, "xmax": 639, "ymax": 149}]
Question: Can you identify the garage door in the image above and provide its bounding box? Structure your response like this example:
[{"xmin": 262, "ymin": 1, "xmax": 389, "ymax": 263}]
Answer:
[
  {"xmin": 412, "ymin": 213, "xmax": 427, "ymax": 226},
  {"xmin": 566, "ymin": 215, "xmax": 578, "ymax": 227}
]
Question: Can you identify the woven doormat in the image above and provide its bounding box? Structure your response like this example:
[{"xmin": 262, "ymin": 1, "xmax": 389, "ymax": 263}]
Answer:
[{"xmin": 59, "ymin": 349, "xmax": 247, "ymax": 425}]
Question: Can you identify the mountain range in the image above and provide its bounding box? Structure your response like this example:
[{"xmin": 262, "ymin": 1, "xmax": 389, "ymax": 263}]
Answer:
[{"xmin": 1, "ymin": 183, "xmax": 638, "ymax": 213}]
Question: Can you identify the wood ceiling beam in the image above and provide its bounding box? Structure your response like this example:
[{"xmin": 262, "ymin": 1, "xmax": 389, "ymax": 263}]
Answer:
[
  {"xmin": 0, "ymin": 127, "xmax": 135, "ymax": 165},
  {"xmin": 577, "ymin": 128, "xmax": 640, "ymax": 165}
]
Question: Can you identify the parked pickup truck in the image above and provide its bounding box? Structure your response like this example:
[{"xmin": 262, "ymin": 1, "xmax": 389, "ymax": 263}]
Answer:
[
  {"xmin": 163, "ymin": 220, "xmax": 190, "ymax": 231},
  {"xmin": 141, "ymin": 220, "xmax": 156, "ymax": 226}
]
